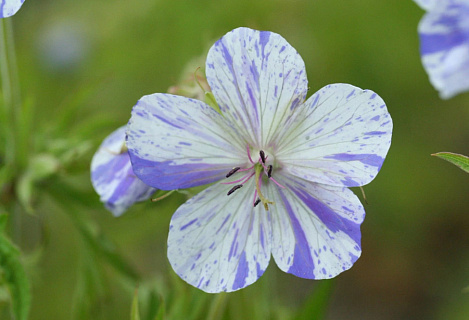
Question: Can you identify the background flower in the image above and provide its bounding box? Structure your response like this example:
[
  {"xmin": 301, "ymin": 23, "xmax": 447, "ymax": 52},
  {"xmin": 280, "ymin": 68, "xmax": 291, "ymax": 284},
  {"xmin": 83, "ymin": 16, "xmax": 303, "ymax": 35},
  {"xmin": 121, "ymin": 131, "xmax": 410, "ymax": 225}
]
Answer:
[
  {"xmin": 414, "ymin": 0, "xmax": 469, "ymax": 98},
  {"xmin": 91, "ymin": 126, "xmax": 156, "ymax": 216},
  {"xmin": 0, "ymin": 0, "xmax": 25, "ymax": 18}
]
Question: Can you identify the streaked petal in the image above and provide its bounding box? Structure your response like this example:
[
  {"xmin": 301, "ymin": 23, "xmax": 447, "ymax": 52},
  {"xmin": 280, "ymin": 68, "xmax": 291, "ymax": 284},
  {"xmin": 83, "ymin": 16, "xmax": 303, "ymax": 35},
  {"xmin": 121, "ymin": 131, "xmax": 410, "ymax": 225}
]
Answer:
[
  {"xmin": 127, "ymin": 93, "xmax": 247, "ymax": 190},
  {"xmin": 167, "ymin": 181, "xmax": 272, "ymax": 293},
  {"xmin": 206, "ymin": 27, "xmax": 308, "ymax": 148},
  {"xmin": 0, "ymin": 0, "xmax": 25, "ymax": 18},
  {"xmin": 91, "ymin": 126, "xmax": 156, "ymax": 216},
  {"xmin": 276, "ymin": 84, "xmax": 392, "ymax": 187},
  {"xmin": 418, "ymin": 1, "xmax": 469, "ymax": 98},
  {"xmin": 266, "ymin": 176, "xmax": 363, "ymax": 279},
  {"xmin": 413, "ymin": 0, "xmax": 440, "ymax": 11}
]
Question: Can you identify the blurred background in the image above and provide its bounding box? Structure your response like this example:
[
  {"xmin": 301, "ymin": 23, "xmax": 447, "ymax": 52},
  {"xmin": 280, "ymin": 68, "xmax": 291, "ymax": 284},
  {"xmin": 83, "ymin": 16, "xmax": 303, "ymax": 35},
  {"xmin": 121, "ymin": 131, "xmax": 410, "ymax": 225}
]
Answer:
[{"xmin": 1, "ymin": 0, "xmax": 469, "ymax": 319}]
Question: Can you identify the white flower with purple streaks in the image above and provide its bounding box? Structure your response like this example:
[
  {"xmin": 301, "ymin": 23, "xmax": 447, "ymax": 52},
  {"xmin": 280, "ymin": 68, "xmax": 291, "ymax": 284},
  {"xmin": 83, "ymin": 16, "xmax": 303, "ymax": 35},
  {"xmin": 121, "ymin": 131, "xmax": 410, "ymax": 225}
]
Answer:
[
  {"xmin": 0, "ymin": 0, "xmax": 25, "ymax": 18},
  {"xmin": 414, "ymin": 0, "xmax": 469, "ymax": 99},
  {"xmin": 126, "ymin": 27, "xmax": 393, "ymax": 293},
  {"xmin": 91, "ymin": 126, "xmax": 156, "ymax": 217}
]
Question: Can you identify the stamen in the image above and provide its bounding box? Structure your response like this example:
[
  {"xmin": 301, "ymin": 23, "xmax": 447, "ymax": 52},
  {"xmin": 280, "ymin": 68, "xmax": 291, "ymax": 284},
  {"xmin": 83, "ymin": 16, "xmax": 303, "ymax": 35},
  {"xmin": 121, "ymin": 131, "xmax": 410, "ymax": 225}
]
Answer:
[
  {"xmin": 226, "ymin": 167, "xmax": 241, "ymax": 178},
  {"xmin": 246, "ymin": 144, "xmax": 254, "ymax": 164},
  {"xmin": 267, "ymin": 165, "xmax": 273, "ymax": 178},
  {"xmin": 269, "ymin": 176, "xmax": 286, "ymax": 189},
  {"xmin": 221, "ymin": 171, "xmax": 255, "ymax": 185},
  {"xmin": 259, "ymin": 150, "xmax": 266, "ymax": 164},
  {"xmin": 227, "ymin": 184, "xmax": 243, "ymax": 196},
  {"xmin": 254, "ymin": 198, "xmax": 261, "ymax": 207}
]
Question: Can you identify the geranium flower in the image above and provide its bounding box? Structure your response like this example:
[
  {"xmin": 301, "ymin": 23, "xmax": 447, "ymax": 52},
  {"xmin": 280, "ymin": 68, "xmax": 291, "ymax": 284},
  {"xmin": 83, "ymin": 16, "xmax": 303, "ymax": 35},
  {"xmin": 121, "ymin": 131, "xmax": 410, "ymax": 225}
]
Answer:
[
  {"xmin": 1, "ymin": 0, "xmax": 25, "ymax": 18},
  {"xmin": 414, "ymin": 0, "xmax": 469, "ymax": 99},
  {"xmin": 91, "ymin": 126, "xmax": 156, "ymax": 216},
  {"xmin": 126, "ymin": 27, "xmax": 392, "ymax": 292}
]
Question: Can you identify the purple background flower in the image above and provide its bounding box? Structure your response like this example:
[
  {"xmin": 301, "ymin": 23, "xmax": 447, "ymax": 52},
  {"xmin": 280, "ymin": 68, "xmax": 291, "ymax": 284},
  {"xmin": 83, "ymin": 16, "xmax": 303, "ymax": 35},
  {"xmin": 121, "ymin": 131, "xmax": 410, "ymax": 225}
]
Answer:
[
  {"xmin": 414, "ymin": 0, "xmax": 469, "ymax": 98},
  {"xmin": 91, "ymin": 126, "xmax": 156, "ymax": 216},
  {"xmin": 0, "ymin": 0, "xmax": 25, "ymax": 18}
]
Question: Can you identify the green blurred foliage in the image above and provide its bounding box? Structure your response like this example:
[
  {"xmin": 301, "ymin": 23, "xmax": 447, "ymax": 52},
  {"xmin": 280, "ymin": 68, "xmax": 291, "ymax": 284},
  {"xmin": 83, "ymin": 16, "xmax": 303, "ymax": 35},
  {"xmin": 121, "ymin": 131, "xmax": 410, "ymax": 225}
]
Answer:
[
  {"xmin": 432, "ymin": 152, "xmax": 469, "ymax": 174},
  {"xmin": 0, "ymin": 0, "xmax": 467, "ymax": 319}
]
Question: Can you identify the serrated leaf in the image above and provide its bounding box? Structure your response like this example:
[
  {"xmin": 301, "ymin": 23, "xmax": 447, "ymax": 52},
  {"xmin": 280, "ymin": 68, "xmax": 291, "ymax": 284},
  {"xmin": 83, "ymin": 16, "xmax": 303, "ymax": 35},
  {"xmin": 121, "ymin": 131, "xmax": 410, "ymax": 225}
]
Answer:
[
  {"xmin": 432, "ymin": 152, "xmax": 469, "ymax": 173},
  {"xmin": 131, "ymin": 289, "xmax": 141, "ymax": 320},
  {"xmin": 0, "ymin": 232, "xmax": 31, "ymax": 320}
]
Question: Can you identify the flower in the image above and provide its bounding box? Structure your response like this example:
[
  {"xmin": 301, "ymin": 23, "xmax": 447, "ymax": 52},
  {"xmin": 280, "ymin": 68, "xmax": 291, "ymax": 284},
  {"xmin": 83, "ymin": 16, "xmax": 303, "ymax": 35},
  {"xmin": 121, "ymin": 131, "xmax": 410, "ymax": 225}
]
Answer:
[
  {"xmin": 126, "ymin": 27, "xmax": 393, "ymax": 292},
  {"xmin": 1, "ymin": 0, "xmax": 25, "ymax": 18},
  {"xmin": 91, "ymin": 126, "xmax": 156, "ymax": 217},
  {"xmin": 413, "ymin": 0, "xmax": 469, "ymax": 99}
]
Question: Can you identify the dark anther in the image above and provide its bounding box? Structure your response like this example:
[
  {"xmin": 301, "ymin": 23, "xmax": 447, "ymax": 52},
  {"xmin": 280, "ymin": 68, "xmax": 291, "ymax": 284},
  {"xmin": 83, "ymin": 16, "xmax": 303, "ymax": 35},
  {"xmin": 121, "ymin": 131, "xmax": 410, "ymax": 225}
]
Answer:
[
  {"xmin": 267, "ymin": 165, "xmax": 273, "ymax": 178},
  {"xmin": 259, "ymin": 150, "xmax": 266, "ymax": 164},
  {"xmin": 226, "ymin": 167, "xmax": 241, "ymax": 178},
  {"xmin": 254, "ymin": 198, "xmax": 261, "ymax": 207},
  {"xmin": 227, "ymin": 184, "xmax": 243, "ymax": 196}
]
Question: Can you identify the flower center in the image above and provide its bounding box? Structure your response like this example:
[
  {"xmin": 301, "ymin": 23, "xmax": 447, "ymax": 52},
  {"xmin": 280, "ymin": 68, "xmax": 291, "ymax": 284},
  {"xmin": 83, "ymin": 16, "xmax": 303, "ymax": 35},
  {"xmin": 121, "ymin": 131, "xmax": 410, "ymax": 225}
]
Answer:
[{"xmin": 222, "ymin": 144, "xmax": 285, "ymax": 211}]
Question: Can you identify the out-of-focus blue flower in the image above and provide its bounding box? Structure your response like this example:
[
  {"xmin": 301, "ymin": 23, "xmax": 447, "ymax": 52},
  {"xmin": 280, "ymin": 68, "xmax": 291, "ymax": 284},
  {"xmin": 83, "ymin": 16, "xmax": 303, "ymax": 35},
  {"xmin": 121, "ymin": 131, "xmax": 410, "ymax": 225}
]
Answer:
[
  {"xmin": 126, "ymin": 27, "xmax": 393, "ymax": 292},
  {"xmin": 36, "ymin": 21, "xmax": 90, "ymax": 74},
  {"xmin": 414, "ymin": 0, "xmax": 469, "ymax": 99},
  {"xmin": 1, "ymin": 0, "xmax": 25, "ymax": 18},
  {"xmin": 91, "ymin": 126, "xmax": 156, "ymax": 217}
]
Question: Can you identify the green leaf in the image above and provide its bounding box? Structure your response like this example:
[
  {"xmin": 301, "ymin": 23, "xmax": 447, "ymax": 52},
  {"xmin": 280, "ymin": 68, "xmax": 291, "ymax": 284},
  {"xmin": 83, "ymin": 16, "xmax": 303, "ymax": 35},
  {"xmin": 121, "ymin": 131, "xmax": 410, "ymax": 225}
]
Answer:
[
  {"xmin": 16, "ymin": 154, "xmax": 61, "ymax": 214},
  {"xmin": 432, "ymin": 152, "xmax": 469, "ymax": 173},
  {"xmin": 153, "ymin": 299, "xmax": 165, "ymax": 320},
  {"xmin": 0, "ymin": 232, "xmax": 31, "ymax": 320},
  {"xmin": 28, "ymin": 154, "xmax": 60, "ymax": 181},
  {"xmin": 16, "ymin": 173, "xmax": 34, "ymax": 214},
  {"xmin": 0, "ymin": 211, "xmax": 8, "ymax": 231},
  {"xmin": 294, "ymin": 279, "xmax": 335, "ymax": 320},
  {"xmin": 131, "ymin": 289, "xmax": 141, "ymax": 320},
  {"xmin": 47, "ymin": 181, "xmax": 140, "ymax": 282}
]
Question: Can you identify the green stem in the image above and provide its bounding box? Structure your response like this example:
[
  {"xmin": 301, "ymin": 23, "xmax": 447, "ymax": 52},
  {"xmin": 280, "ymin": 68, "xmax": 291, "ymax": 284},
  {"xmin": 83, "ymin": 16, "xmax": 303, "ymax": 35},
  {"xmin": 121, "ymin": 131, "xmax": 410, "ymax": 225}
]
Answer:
[
  {"xmin": 5, "ymin": 18, "xmax": 20, "ymax": 108},
  {"xmin": 0, "ymin": 17, "xmax": 24, "ymax": 174},
  {"xmin": 0, "ymin": 18, "xmax": 14, "ymax": 167}
]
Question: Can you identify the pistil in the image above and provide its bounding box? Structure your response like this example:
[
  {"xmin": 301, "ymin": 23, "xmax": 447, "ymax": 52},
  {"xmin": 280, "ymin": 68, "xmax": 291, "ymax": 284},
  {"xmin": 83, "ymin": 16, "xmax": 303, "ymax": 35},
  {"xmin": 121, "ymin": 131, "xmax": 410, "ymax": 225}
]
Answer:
[{"xmin": 254, "ymin": 163, "xmax": 274, "ymax": 211}]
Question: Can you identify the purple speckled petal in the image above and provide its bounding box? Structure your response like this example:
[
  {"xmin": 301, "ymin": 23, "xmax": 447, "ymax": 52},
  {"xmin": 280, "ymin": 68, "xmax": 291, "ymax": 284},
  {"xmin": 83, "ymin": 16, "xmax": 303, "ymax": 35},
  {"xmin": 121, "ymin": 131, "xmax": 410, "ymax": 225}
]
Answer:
[
  {"xmin": 167, "ymin": 180, "xmax": 271, "ymax": 293},
  {"xmin": 0, "ymin": 0, "xmax": 25, "ymax": 18},
  {"xmin": 91, "ymin": 126, "xmax": 156, "ymax": 216},
  {"xmin": 206, "ymin": 27, "xmax": 308, "ymax": 149},
  {"xmin": 413, "ymin": 0, "xmax": 440, "ymax": 11},
  {"xmin": 417, "ymin": 1, "xmax": 469, "ymax": 98},
  {"xmin": 266, "ymin": 175, "xmax": 363, "ymax": 279},
  {"xmin": 276, "ymin": 84, "xmax": 392, "ymax": 188},
  {"xmin": 127, "ymin": 94, "xmax": 247, "ymax": 190}
]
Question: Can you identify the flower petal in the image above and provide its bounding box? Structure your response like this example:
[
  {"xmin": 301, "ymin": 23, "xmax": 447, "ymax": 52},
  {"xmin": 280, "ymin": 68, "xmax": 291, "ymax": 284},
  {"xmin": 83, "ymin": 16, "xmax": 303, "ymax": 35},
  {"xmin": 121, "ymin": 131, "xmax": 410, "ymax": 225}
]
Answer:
[
  {"xmin": 91, "ymin": 126, "xmax": 156, "ymax": 216},
  {"xmin": 418, "ymin": 1, "xmax": 469, "ymax": 98},
  {"xmin": 266, "ymin": 176, "xmax": 363, "ymax": 279},
  {"xmin": 413, "ymin": 0, "xmax": 439, "ymax": 11},
  {"xmin": 206, "ymin": 27, "xmax": 308, "ymax": 148},
  {"xmin": 276, "ymin": 84, "xmax": 392, "ymax": 188},
  {"xmin": 1, "ymin": 0, "xmax": 25, "ymax": 18},
  {"xmin": 167, "ymin": 181, "xmax": 272, "ymax": 293},
  {"xmin": 127, "ymin": 93, "xmax": 247, "ymax": 190}
]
